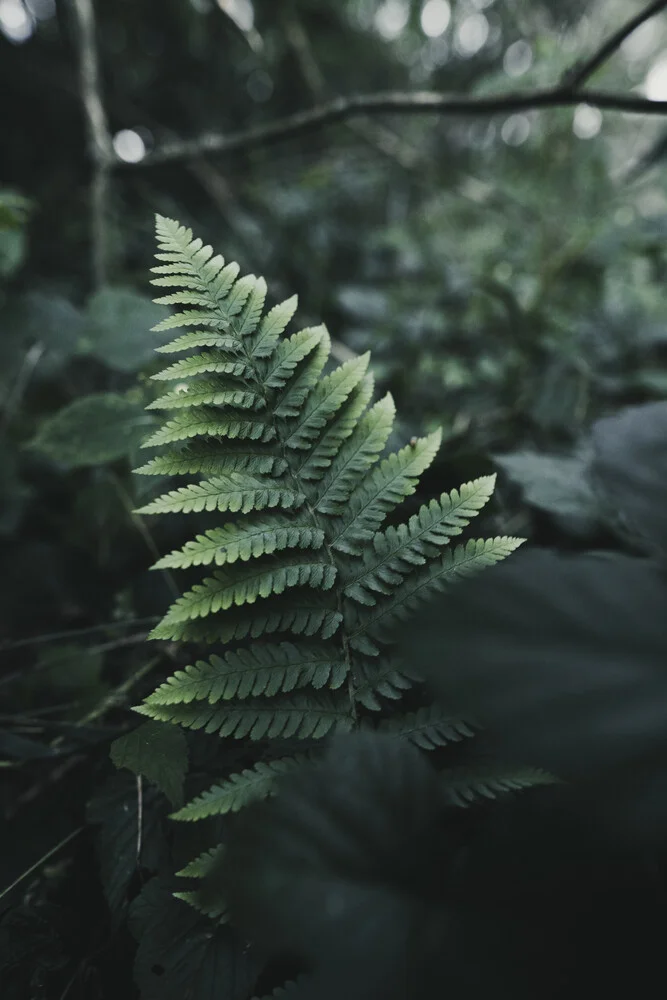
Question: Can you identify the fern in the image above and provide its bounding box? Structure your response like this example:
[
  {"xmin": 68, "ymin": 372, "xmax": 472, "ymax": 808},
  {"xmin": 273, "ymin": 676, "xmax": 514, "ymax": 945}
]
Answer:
[
  {"xmin": 441, "ymin": 765, "xmax": 560, "ymax": 807},
  {"xmin": 133, "ymin": 216, "xmax": 524, "ymax": 918},
  {"xmin": 172, "ymin": 756, "xmax": 310, "ymax": 821}
]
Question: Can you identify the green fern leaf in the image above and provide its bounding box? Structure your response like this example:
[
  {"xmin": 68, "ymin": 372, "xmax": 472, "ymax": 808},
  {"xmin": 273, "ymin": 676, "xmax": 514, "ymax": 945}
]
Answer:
[
  {"xmin": 133, "ymin": 442, "xmax": 283, "ymax": 477},
  {"xmin": 154, "ymin": 331, "xmax": 241, "ymax": 354},
  {"xmin": 151, "ymin": 353, "xmax": 251, "ymax": 380},
  {"xmin": 157, "ymin": 561, "xmax": 337, "ymax": 624},
  {"xmin": 249, "ymin": 295, "xmax": 298, "ymax": 359},
  {"xmin": 273, "ymin": 326, "xmax": 330, "ymax": 418},
  {"xmin": 152, "ymin": 291, "xmax": 216, "ymax": 307},
  {"xmin": 135, "ymin": 473, "xmax": 305, "ymax": 516},
  {"xmin": 331, "ymin": 430, "xmax": 442, "ymax": 554},
  {"xmin": 313, "ymin": 394, "xmax": 395, "ymax": 514},
  {"xmin": 151, "ymin": 309, "xmax": 223, "ymax": 332},
  {"xmin": 346, "ymin": 536, "xmax": 525, "ymax": 652},
  {"xmin": 171, "ymin": 890, "xmax": 229, "ymax": 922},
  {"xmin": 354, "ymin": 658, "xmax": 414, "ymax": 711},
  {"xmin": 378, "ymin": 704, "xmax": 475, "ymax": 749},
  {"xmin": 148, "ymin": 599, "xmax": 342, "ymax": 644},
  {"xmin": 343, "ymin": 476, "xmax": 497, "ymax": 604},
  {"xmin": 146, "ymin": 381, "xmax": 261, "ymax": 411},
  {"xmin": 152, "ymin": 519, "xmax": 324, "ymax": 570},
  {"xmin": 295, "ymin": 375, "xmax": 375, "ymax": 481},
  {"xmin": 145, "ymin": 643, "xmax": 347, "ymax": 705},
  {"xmin": 281, "ymin": 354, "xmax": 370, "ymax": 451},
  {"xmin": 142, "ymin": 409, "xmax": 275, "ymax": 448},
  {"xmin": 135, "ymin": 692, "xmax": 354, "ymax": 740},
  {"xmin": 172, "ymin": 756, "xmax": 310, "ymax": 820},
  {"xmin": 264, "ymin": 327, "xmax": 325, "ymax": 389},
  {"xmin": 175, "ymin": 843, "xmax": 226, "ymax": 878},
  {"xmin": 441, "ymin": 765, "xmax": 559, "ymax": 807},
  {"xmin": 235, "ymin": 276, "xmax": 267, "ymax": 337}
]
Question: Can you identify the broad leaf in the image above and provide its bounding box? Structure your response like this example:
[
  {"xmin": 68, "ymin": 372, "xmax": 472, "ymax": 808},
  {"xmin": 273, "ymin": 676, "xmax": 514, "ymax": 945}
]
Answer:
[
  {"xmin": 111, "ymin": 720, "xmax": 189, "ymax": 807},
  {"xmin": 27, "ymin": 392, "xmax": 154, "ymax": 468}
]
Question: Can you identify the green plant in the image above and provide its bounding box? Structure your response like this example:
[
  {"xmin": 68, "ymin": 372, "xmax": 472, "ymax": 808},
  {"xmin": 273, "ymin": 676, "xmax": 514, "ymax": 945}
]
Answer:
[{"xmin": 122, "ymin": 216, "xmax": 528, "ymax": 934}]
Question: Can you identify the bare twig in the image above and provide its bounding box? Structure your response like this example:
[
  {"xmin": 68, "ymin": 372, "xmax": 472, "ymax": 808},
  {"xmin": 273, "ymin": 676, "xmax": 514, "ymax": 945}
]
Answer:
[
  {"xmin": 561, "ymin": 0, "xmax": 667, "ymax": 90},
  {"xmin": 0, "ymin": 826, "xmax": 85, "ymax": 902},
  {"xmin": 283, "ymin": 6, "xmax": 418, "ymax": 171},
  {"xmin": 123, "ymin": 88, "xmax": 667, "ymax": 170},
  {"xmin": 68, "ymin": 0, "xmax": 114, "ymax": 286},
  {"xmin": 0, "ymin": 618, "xmax": 160, "ymax": 655}
]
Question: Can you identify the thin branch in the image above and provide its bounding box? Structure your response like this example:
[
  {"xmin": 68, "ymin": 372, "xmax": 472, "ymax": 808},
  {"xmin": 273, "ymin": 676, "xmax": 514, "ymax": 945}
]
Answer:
[
  {"xmin": 0, "ymin": 826, "xmax": 84, "ymax": 902},
  {"xmin": 0, "ymin": 617, "xmax": 160, "ymax": 655},
  {"xmin": 561, "ymin": 0, "xmax": 667, "ymax": 90},
  {"xmin": 68, "ymin": 0, "xmax": 114, "ymax": 285},
  {"xmin": 122, "ymin": 88, "xmax": 667, "ymax": 170}
]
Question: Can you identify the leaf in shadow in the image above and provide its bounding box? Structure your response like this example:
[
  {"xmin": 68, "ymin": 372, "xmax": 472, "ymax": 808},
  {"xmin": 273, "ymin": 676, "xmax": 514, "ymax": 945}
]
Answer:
[
  {"xmin": 215, "ymin": 732, "xmax": 457, "ymax": 1000},
  {"xmin": 403, "ymin": 547, "xmax": 667, "ymax": 841},
  {"xmin": 591, "ymin": 401, "xmax": 667, "ymax": 553}
]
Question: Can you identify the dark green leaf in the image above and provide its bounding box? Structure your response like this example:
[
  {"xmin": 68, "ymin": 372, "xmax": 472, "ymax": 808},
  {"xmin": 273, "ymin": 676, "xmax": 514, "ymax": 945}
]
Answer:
[
  {"xmin": 27, "ymin": 392, "xmax": 154, "ymax": 468},
  {"xmin": 111, "ymin": 720, "xmax": 189, "ymax": 807},
  {"xmin": 85, "ymin": 287, "xmax": 170, "ymax": 372}
]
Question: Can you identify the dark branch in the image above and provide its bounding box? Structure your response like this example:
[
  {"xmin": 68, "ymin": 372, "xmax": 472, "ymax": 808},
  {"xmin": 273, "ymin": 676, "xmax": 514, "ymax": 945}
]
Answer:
[
  {"xmin": 562, "ymin": 0, "xmax": 667, "ymax": 90},
  {"xmin": 119, "ymin": 88, "xmax": 667, "ymax": 170},
  {"xmin": 68, "ymin": 0, "xmax": 114, "ymax": 286}
]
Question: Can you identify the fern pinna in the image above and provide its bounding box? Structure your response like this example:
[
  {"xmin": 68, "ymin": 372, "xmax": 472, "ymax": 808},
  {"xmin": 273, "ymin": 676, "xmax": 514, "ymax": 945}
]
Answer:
[{"xmin": 133, "ymin": 216, "xmax": 523, "ymax": 906}]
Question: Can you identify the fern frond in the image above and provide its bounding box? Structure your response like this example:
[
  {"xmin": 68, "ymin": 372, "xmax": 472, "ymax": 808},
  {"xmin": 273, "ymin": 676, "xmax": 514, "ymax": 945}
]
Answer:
[
  {"xmin": 273, "ymin": 326, "xmax": 331, "ymax": 418},
  {"xmin": 378, "ymin": 704, "xmax": 476, "ymax": 749},
  {"xmin": 264, "ymin": 327, "xmax": 324, "ymax": 389},
  {"xmin": 133, "ymin": 442, "xmax": 283, "ymax": 477},
  {"xmin": 146, "ymin": 381, "xmax": 261, "ymax": 411},
  {"xmin": 141, "ymin": 408, "xmax": 275, "ymax": 448},
  {"xmin": 343, "ymin": 476, "xmax": 497, "ymax": 605},
  {"xmin": 172, "ymin": 890, "xmax": 229, "ymax": 921},
  {"xmin": 235, "ymin": 276, "xmax": 267, "ymax": 337},
  {"xmin": 330, "ymin": 430, "xmax": 442, "ymax": 554},
  {"xmin": 148, "ymin": 598, "xmax": 342, "ymax": 644},
  {"xmin": 346, "ymin": 536, "xmax": 524, "ymax": 653},
  {"xmin": 144, "ymin": 643, "xmax": 348, "ymax": 705},
  {"xmin": 314, "ymin": 394, "xmax": 395, "ymax": 513},
  {"xmin": 152, "ymin": 519, "xmax": 324, "ymax": 570},
  {"xmin": 354, "ymin": 658, "xmax": 414, "ymax": 711},
  {"xmin": 175, "ymin": 843, "xmax": 226, "ymax": 878},
  {"xmin": 248, "ymin": 295, "xmax": 298, "ymax": 359},
  {"xmin": 154, "ymin": 331, "xmax": 241, "ymax": 354},
  {"xmin": 172, "ymin": 757, "xmax": 309, "ymax": 820},
  {"xmin": 157, "ymin": 561, "xmax": 337, "ymax": 625},
  {"xmin": 441, "ymin": 765, "xmax": 559, "ymax": 807},
  {"xmin": 135, "ymin": 473, "xmax": 305, "ymax": 516},
  {"xmin": 296, "ymin": 375, "xmax": 375, "ymax": 481},
  {"xmin": 131, "ymin": 219, "xmax": 529, "ymax": 925},
  {"xmin": 150, "ymin": 353, "xmax": 250, "ymax": 381},
  {"xmin": 151, "ymin": 309, "xmax": 225, "ymax": 332},
  {"xmin": 282, "ymin": 353, "xmax": 371, "ymax": 450},
  {"xmin": 135, "ymin": 692, "xmax": 355, "ymax": 740}
]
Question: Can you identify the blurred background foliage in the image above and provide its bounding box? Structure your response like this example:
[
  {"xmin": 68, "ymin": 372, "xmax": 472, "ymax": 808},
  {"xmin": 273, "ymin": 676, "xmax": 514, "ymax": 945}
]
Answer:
[{"xmin": 4, "ymin": 0, "xmax": 667, "ymax": 996}]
